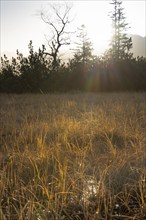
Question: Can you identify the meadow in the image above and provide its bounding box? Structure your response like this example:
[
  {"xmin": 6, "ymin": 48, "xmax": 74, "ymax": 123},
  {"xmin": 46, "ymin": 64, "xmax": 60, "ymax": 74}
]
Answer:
[{"xmin": 0, "ymin": 92, "xmax": 145, "ymax": 220}]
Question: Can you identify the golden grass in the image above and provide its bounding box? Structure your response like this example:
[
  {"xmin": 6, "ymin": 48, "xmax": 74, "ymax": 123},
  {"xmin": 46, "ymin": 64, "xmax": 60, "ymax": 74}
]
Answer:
[{"xmin": 0, "ymin": 92, "xmax": 145, "ymax": 219}]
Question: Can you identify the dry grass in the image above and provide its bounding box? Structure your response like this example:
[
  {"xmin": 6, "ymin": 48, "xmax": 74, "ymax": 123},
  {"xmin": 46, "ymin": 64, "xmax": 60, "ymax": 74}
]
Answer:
[{"xmin": 0, "ymin": 92, "xmax": 145, "ymax": 219}]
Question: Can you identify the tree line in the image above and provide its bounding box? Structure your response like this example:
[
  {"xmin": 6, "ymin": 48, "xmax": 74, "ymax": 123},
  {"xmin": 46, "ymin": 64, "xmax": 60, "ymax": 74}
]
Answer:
[{"xmin": 0, "ymin": 0, "xmax": 146, "ymax": 93}]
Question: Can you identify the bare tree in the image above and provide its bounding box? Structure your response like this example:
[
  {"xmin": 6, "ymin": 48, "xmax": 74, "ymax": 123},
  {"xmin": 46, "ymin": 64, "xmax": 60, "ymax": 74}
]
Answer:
[{"xmin": 41, "ymin": 2, "xmax": 73, "ymax": 70}]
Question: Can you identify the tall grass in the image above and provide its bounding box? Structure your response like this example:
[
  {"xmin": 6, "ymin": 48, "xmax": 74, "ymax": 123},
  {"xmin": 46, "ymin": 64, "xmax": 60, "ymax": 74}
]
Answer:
[{"xmin": 0, "ymin": 92, "xmax": 145, "ymax": 219}]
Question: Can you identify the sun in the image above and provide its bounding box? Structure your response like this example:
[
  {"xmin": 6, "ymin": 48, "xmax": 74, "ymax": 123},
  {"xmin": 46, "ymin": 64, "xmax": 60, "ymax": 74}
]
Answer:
[
  {"xmin": 88, "ymin": 25, "xmax": 112, "ymax": 55},
  {"xmin": 72, "ymin": 1, "xmax": 112, "ymax": 55}
]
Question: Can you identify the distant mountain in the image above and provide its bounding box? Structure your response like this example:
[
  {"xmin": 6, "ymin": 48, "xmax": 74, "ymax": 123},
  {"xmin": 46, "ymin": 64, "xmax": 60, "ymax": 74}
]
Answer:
[{"xmin": 130, "ymin": 34, "xmax": 146, "ymax": 58}]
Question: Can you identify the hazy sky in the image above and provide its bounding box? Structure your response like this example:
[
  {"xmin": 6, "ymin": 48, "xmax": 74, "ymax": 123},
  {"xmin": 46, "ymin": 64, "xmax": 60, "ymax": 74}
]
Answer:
[{"xmin": 1, "ymin": 0, "xmax": 146, "ymax": 59}]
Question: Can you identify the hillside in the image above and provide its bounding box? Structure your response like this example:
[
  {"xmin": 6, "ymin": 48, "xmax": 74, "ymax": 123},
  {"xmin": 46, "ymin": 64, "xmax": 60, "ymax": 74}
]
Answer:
[{"xmin": 130, "ymin": 34, "xmax": 146, "ymax": 58}]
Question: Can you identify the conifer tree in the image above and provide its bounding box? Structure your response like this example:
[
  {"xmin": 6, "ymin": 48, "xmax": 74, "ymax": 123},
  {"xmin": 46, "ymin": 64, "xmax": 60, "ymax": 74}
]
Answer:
[
  {"xmin": 74, "ymin": 25, "xmax": 93, "ymax": 64},
  {"xmin": 110, "ymin": 0, "xmax": 133, "ymax": 60}
]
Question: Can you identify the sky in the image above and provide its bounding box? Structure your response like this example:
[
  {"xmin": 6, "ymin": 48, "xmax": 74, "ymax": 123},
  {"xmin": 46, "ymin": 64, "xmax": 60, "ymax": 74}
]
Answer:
[{"xmin": 0, "ymin": 0, "xmax": 146, "ymax": 59}]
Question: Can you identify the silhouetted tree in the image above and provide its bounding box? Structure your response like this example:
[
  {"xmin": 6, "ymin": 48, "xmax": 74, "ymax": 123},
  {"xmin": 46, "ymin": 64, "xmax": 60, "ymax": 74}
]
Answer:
[
  {"xmin": 67, "ymin": 25, "xmax": 94, "ymax": 90},
  {"xmin": 0, "ymin": 55, "xmax": 22, "ymax": 92},
  {"xmin": 41, "ymin": 2, "xmax": 73, "ymax": 70},
  {"xmin": 18, "ymin": 41, "xmax": 51, "ymax": 92},
  {"xmin": 109, "ymin": 0, "xmax": 133, "ymax": 60},
  {"xmin": 73, "ymin": 25, "xmax": 93, "ymax": 64}
]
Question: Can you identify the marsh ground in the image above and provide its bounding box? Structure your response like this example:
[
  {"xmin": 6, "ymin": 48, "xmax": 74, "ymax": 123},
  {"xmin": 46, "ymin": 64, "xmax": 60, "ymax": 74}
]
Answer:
[{"xmin": 0, "ymin": 92, "xmax": 145, "ymax": 219}]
